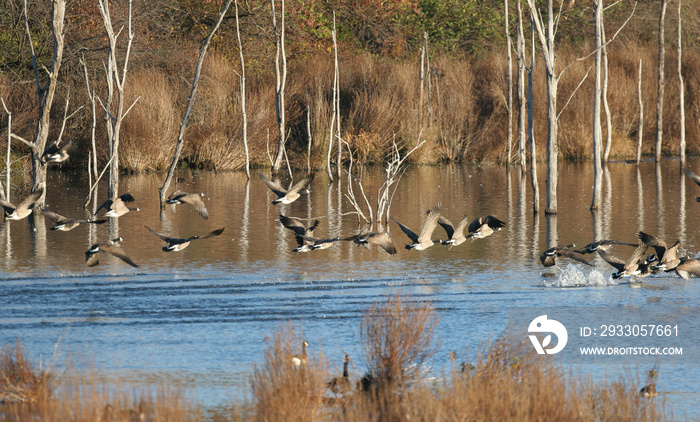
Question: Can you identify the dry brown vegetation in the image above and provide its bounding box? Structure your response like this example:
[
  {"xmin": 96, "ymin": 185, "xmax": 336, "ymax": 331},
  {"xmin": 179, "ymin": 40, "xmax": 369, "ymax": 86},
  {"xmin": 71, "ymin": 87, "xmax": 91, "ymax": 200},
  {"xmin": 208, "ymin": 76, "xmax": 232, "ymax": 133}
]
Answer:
[{"xmin": 0, "ymin": 295, "xmax": 668, "ymax": 421}]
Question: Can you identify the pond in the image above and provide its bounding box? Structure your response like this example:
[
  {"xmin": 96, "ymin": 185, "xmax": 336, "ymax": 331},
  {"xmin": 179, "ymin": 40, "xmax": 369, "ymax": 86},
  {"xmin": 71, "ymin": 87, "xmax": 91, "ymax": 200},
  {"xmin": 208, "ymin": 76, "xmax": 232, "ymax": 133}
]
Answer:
[{"xmin": 0, "ymin": 159, "xmax": 698, "ymax": 418}]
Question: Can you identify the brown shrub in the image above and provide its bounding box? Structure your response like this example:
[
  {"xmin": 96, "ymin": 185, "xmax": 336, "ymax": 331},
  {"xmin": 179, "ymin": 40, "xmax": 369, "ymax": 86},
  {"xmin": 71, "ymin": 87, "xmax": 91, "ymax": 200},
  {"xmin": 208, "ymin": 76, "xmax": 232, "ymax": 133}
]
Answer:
[{"xmin": 0, "ymin": 339, "xmax": 55, "ymax": 404}]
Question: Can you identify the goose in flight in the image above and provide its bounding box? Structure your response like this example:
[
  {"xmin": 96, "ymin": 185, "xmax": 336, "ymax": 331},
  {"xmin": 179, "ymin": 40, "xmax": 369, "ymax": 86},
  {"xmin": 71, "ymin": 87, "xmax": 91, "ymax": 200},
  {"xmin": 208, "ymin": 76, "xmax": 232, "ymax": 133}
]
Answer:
[
  {"xmin": 392, "ymin": 204, "xmax": 441, "ymax": 250},
  {"xmin": 85, "ymin": 237, "xmax": 138, "ymax": 268},
  {"xmin": 576, "ymin": 239, "xmax": 637, "ymax": 254},
  {"xmin": 344, "ymin": 229, "xmax": 397, "ymax": 255},
  {"xmin": 438, "ymin": 215, "xmax": 469, "ymax": 246},
  {"xmin": 41, "ymin": 208, "xmax": 107, "ymax": 231},
  {"xmin": 258, "ymin": 172, "xmax": 314, "ymax": 205},
  {"xmin": 597, "ymin": 242, "xmax": 657, "ymax": 279},
  {"xmin": 539, "ymin": 244, "xmax": 591, "ymax": 267},
  {"xmin": 466, "ymin": 215, "xmax": 506, "ymax": 239},
  {"xmin": 0, "ymin": 187, "xmax": 44, "ymax": 220},
  {"xmin": 166, "ymin": 191, "xmax": 209, "ymax": 219},
  {"xmin": 41, "ymin": 141, "xmax": 78, "ymax": 164},
  {"xmin": 94, "ymin": 193, "xmax": 139, "ymax": 218},
  {"xmin": 639, "ymin": 231, "xmax": 681, "ymax": 272},
  {"xmin": 145, "ymin": 226, "xmax": 225, "ymax": 252},
  {"xmin": 682, "ymin": 166, "xmax": 700, "ymax": 201}
]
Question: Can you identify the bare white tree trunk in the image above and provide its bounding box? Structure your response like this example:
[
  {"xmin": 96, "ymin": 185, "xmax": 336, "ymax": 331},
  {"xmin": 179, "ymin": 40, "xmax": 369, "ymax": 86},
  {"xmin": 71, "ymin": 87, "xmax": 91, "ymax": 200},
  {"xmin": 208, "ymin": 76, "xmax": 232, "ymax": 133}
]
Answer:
[
  {"xmin": 333, "ymin": 12, "xmax": 341, "ymax": 179},
  {"xmin": 98, "ymin": 0, "xmax": 136, "ymax": 199},
  {"xmin": 1, "ymin": 99, "xmax": 10, "ymax": 201},
  {"xmin": 529, "ymin": 17, "xmax": 539, "ymax": 214},
  {"xmin": 271, "ymin": 0, "xmax": 288, "ymax": 172},
  {"xmin": 419, "ymin": 47, "xmax": 425, "ymax": 125},
  {"xmin": 591, "ymin": 0, "xmax": 604, "ymax": 211},
  {"xmin": 159, "ymin": 0, "xmax": 234, "ymax": 205},
  {"xmin": 516, "ymin": 0, "xmax": 527, "ymax": 172},
  {"xmin": 655, "ymin": 0, "xmax": 669, "ymax": 162},
  {"xmin": 601, "ymin": 19, "xmax": 612, "ymax": 162},
  {"xmin": 235, "ymin": 0, "xmax": 250, "ymax": 179},
  {"xmin": 326, "ymin": 14, "xmax": 339, "ymax": 182},
  {"xmin": 637, "ymin": 59, "xmax": 644, "ymax": 164},
  {"xmin": 22, "ymin": 0, "xmax": 66, "ymax": 206},
  {"xmin": 678, "ymin": 0, "xmax": 686, "ymax": 167},
  {"xmin": 505, "ymin": 0, "xmax": 513, "ymax": 167}
]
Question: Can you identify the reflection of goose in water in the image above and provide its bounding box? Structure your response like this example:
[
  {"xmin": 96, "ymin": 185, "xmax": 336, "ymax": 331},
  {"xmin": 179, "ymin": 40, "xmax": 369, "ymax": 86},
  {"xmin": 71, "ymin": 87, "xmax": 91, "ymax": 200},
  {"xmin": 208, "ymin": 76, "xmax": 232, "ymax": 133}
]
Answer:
[
  {"xmin": 41, "ymin": 208, "xmax": 107, "ymax": 231},
  {"xmin": 94, "ymin": 193, "xmax": 140, "ymax": 218},
  {"xmin": 344, "ymin": 230, "xmax": 397, "ymax": 255},
  {"xmin": 145, "ymin": 226, "xmax": 225, "ymax": 252},
  {"xmin": 166, "ymin": 191, "xmax": 209, "ymax": 219},
  {"xmin": 85, "ymin": 237, "xmax": 138, "ymax": 268},
  {"xmin": 0, "ymin": 187, "xmax": 44, "ymax": 220},
  {"xmin": 258, "ymin": 172, "xmax": 314, "ymax": 205},
  {"xmin": 392, "ymin": 204, "xmax": 441, "ymax": 250}
]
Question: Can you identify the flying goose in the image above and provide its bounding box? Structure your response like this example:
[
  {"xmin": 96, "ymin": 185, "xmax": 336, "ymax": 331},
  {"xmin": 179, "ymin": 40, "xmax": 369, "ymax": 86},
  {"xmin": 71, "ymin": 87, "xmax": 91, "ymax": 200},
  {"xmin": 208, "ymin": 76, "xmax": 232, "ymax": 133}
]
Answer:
[
  {"xmin": 663, "ymin": 257, "xmax": 700, "ymax": 280},
  {"xmin": 85, "ymin": 237, "xmax": 138, "ymax": 268},
  {"xmin": 392, "ymin": 204, "xmax": 441, "ymax": 250},
  {"xmin": 682, "ymin": 166, "xmax": 700, "ymax": 201},
  {"xmin": 0, "ymin": 187, "xmax": 44, "ymax": 220},
  {"xmin": 327, "ymin": 354, "xmax": 352, "ymax": 396},
  {"xmin": 41, "ymin": 208, "xmax": 107, "ymax": 231},
  {"xmin": 94, "ymin": 193, "xmax": 139, "ymax": 218},
  {"xmin": 576, "ymin": 239, "xmax": 637, "ymax": 254},
  {"xmin": 145, "ymin": 226, "xmax": 225, "ymax": 252},
  {"xmin": 258, "ymin": 172, "xmax": 314, "ymax": 205},
  {"xmin": 639, "ymin": 232, "xmax": 681, "ymax": 272},
  {"xmin": 438, "ymin": 215, "xmax": 469, "ymax": 246},
  {"xmin": 539, "ymin": 244, "xmax": 591, "ymax": 267},
  {"xmin": 344, "ymin": 230, "xmax": 397, "ymax": 255},
  {"xmin": 41, "ymin": 141, "xmax": 77, "ymax": 164},
  {"xmin": 278, "ymin": 214, "xmax": 319, "ymax": 236},
  {"xmin": 291, "ymin": 340, "xmax": 309, "ymax": 367},
  {"xmin": 466, "ymin": 215, "xmax": 506, "ymax": 239},
  {"xmin": 596, "ymin": 242, "xmax": 657, "ymax": 279},
  {"xmin": 166, "ymin": 191, "xmax": 209, "ymax": 219},
  {"xmin": 293, "ymin": 234, "xmax": 342, "ymax": 253}
]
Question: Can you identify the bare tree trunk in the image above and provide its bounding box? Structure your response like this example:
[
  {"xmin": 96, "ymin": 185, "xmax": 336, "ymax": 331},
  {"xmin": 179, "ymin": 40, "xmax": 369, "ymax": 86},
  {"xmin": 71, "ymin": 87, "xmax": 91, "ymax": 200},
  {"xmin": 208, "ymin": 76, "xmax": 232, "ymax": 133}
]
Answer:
[
  {"xmin": 98, "ymin": 0, "xmax": 137, "ymax": 199},
  {"xmin": 424, "ymin": 33, "xmax": 433, "ymax": 125},
  {"xmin": 22, "ymin": 0, "xmax": 66, "ymax": 206},
  {"xmin": 505, "ymin": 0, "xmax": 513, "ymax": 167},
  {"xmin": 333, "ymin": 12, "xmax": 341, "ymax": 179},
  {"xmin": 529, "ymin": 17, "xmax": 539, "ymax": 214},
  {"xmin": 601, "ymin": 19, "xmax": 612, "ymax": 162},
  {"xmin": 159, "ymin": 0, "xmax": 234, "ymax": 205},
  {"xmin": 655, "ymin": 0, "xmax": 669, "ymax": 162},
  {"xmin": 591, "ymin": 0, "xmax": 604, "ymax": 211},
  {"xmin": 271, "ymin": 0, "xmax": 288, "ymax": 171},
  {"xmin": 306, "ymin": 105, "xmax": 312, "ymax": 173},
  {"xmin": 637, "ymin": 59, "xmax": 644, "ymax": 164},
  {"xmin": 419, "ymin": 47, "xmax": 425, "ymax": 125},
  {"xmin": 235, "ymin": 0, "xmax": 250, "ymax": 179},
  {"xmin": 678, "ymin": 0, "xmax": 686, "ymax": 167},
  {"xmin": 516, "ymin": 0, "xmax": 527, "ymax": 172},
  {"xmin": 1, "ymin": 99, "xmax": 11, "ymax": 201}
]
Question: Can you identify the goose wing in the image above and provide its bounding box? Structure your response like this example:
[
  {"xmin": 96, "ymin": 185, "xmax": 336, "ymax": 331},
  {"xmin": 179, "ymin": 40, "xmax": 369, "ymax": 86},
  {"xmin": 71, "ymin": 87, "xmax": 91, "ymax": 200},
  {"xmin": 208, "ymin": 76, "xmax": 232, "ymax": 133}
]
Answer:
[
  {"xmin": 638, "ymin": 232, "xmax": 667, "ymax": 260},
  {"xmin": 100, "ymin": 243, "xmax": 139, "ymax": 267},
  {"xmin": 258, "ymin": 173, "xmax": 288, "ymax": 197},
  {"xmin": 556, "ymin": 248, "xmax": 591, "ymax": 265},
  {"xmin": 286, "ymin": 173, "xmax": 315, "ymax": 195},
  {"xmin": 624, "ymin": 242, "xmax": 649, "ymax": 273},
  {"xmin": 367, "ymin": 232, "xmax": 397, "ymax": 255},
  {"xmin": 483, "ymin": 215, "xmax": 506, "ymax": 229},
  {"xmin": 279, "ymin": 215, "xmax": 309, "ymax": 236},
  {"xmin": 16, "ymin": 187, "xmax": 44, "ymax": 212},
  {"xmin": 417, "ymin": 205, "xmax": 441, "ymax": 244},
  {"xmin": 596, "ymin": 249, "xmax": 627, "ymax": 272},
  {"xmin": 437, "ymin": 216, "xmax": 455, "ymax": 240},
  {"xmin": 145, "ymin": 226, "xmax": 189, "ymax": 244},
  {"xmin": 179, "ymin": 193, "xmax": 209, "ymax": 219},
  {"xmin": 198, "ymin": 227, "xmax": 225, "ymax": 240},
  {"xmin": 453, "ymin": 215, "xmax": 470, "ymax": 239},
  {"xmin": 41, "ymin": 208, "xmax": 68, "ymax": 225},
  {"xmin": 467, "ymin": 217, "xmax": 485, "ymax": 234},
  {"xmin": 392, "ymin": 218, "xmax": 419, "ymax": 243}
]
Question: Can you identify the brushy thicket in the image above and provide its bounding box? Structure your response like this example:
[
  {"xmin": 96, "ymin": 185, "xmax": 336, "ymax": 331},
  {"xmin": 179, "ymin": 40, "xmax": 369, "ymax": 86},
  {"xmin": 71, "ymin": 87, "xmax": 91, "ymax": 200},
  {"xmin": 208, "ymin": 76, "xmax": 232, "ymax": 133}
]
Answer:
[
  {"xmin": 0, "ymin": 295, "xmax": 664, "ymax": 421},
  {"xmin": 1, "ymin": 0, "xmax": 700, "ymax": 172}
]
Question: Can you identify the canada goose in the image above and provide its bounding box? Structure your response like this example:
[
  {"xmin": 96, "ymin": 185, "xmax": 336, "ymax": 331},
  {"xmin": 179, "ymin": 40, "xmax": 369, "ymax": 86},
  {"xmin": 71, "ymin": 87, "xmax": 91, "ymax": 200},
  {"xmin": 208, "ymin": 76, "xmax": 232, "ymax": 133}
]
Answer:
[
  {"xmin": 166, "ymin": 191, "xmax": 209, "ymax": 219},
  {"xmin": 85, "ymin": 237, "xmax": 138, "ymax": 268},
  {"xmin": 41, "ymin": 208, "xmax": 107, "ymax": 231},
  {"xmin": 392, "ymin": 204, "xmax": 441, "ymax": 250},
  {"xmin": 258, "ymin": 172, "xmax": 314, "ymax": 205},
  {"xmin": 668, "ymin": 257, "xmax": 700, "ymax": 280},
  {"xmin": 145, "ymin": 226, "xmax": 225, "ymax": 252},
  {"xmin": 327, "ymin": 354, "xmax": 352, "ymax": 396},
  {"xmin": 344, "ymin": 230, "xmax": 397, "ymax": 255},
  {"xmin": 0, "ymin": 187, "xmax": 44, "ymax": 220},
  {"xmin": 639, "ymin": 231, "xmax": 681, "ymax": 271},
  {"xmin": 41, "ymin": 141, "xmax": 77, "ymax": 164},
  {"xmin": 278, "ymin": 214, "xmax": 319, "ymax": 236},
  {"xmin": 291, "ymin": 340, "xmax": 309, "ymax": 367},
  {"xmin": 438, "ymin": 215, "xmax": 469, "ymax": 246},
  {"xmin": 94, "ymin": 193, "xmax": 139, "ymax": 218},
  {"xmin": 596, "ymin": 242, "xmax": 657, "ymax": 279},
  {"xmin": 682, "ymin": 166, "xmax": 700, "ymax": 201},
  {"xmin": 576, "ymin": 239, "xmax": 637, "ymax": 254},
  {"xmin": 293, "ymin": 234, "xmax": 341, "ymax": 252},
  {"xmin": 640, "ymin": 369, "xmax": 658, "ymax": 397},
  {"xmin": 467, "ymin": 215, "xmax": 506, "ymax": 239},
  {"xmin": 539, "ymin": 244, "xmax": 590, "ymax": 267}
]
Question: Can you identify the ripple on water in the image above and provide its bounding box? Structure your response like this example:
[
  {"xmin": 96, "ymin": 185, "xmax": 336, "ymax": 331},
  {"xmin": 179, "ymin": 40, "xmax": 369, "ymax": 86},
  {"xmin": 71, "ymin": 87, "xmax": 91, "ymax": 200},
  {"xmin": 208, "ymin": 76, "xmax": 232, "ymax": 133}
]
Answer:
[{"xmin": 544, "ymin": 264, "xmax": 617, "ymax": 288}]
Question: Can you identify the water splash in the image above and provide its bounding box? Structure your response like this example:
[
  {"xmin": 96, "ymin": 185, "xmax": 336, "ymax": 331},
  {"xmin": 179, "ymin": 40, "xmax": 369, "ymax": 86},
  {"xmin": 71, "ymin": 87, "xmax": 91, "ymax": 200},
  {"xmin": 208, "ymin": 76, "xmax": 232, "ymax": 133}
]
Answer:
[{"xmin": 544, "ymin": 264, "xmax": 617, "ymax": 288}]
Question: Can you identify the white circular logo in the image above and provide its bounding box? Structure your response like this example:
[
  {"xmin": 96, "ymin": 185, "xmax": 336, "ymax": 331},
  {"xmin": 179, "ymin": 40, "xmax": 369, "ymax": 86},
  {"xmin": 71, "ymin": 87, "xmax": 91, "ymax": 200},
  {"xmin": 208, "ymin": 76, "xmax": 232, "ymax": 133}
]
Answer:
[{"xmin": 528, "ymin": 315, "xmax": 568, "ymax": 355}]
